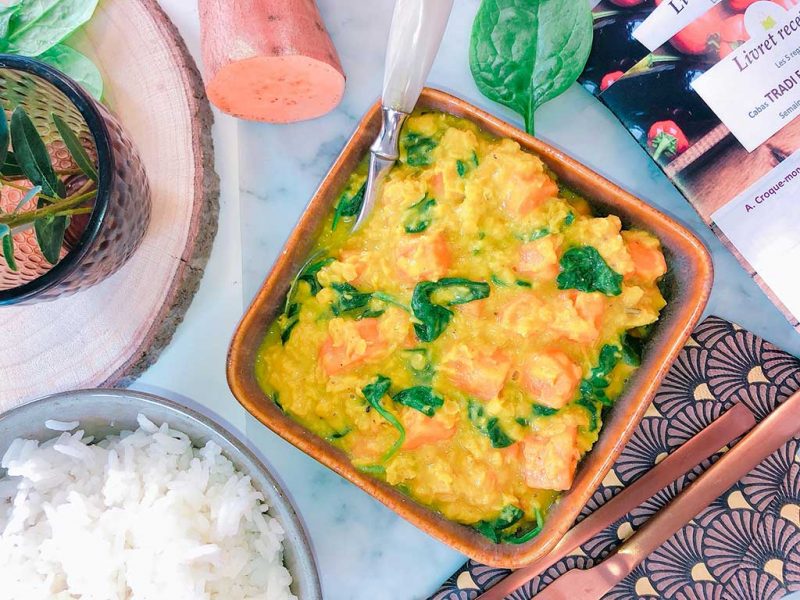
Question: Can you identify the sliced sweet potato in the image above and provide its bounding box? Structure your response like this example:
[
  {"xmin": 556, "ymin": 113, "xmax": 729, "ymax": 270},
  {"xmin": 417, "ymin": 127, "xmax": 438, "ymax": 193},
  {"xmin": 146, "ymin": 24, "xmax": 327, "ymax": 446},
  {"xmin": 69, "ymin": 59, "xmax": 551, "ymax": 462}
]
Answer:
[{"xmin": 199, "ymin": 0, "xmax": 345, "ymax": 122}]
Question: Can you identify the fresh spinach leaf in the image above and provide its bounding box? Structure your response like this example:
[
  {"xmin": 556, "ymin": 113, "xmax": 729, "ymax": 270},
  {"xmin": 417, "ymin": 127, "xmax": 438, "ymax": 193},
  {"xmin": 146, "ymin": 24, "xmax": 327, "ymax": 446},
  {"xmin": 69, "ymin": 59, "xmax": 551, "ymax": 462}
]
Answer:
[
  {"xmin": 501, "ymin": 508, "xmax": 544, "ymax": 544},
  {"xmin": 469, "ymin": 0, "xmax": 593, "ymax": 134},
  {"xmin": 52, "ymin": 113, "xmax": 97, "ymax": 180},
  {"xmin": 362, "ymin": 375, "xmax": 405, "ymax": 461},
  {"xmin": 557, "ymin": 246, "xmax": 622, "ymax": 296},
  {"xmin": 468, "ymin": 399, "xmax": 515, "ymax": 448},
  {"xmin": 39, "ymin": 44, "xmax": 103, "ymax": 100},
  {"xmin": 456, "ymin": 159, "xmax": 468, "ymax": 177},
  {"xmin": 332, "ymin": 182, "xmax": 365, "ymax": 231},
  {"xmin": 564, "ymin": 211, "xmax": 575, "ymax": 226},
  {"xmin": 392, "ymin": 386, "xmax": 444, "ymax": 417},
  {"xmin": 404, "ymin": 194, "xmax": 436, "ymax": 234},
  {"xmin": 402, "ymin": 132, "xmax": 437, "ymax": 167},
  {"xmin": 5, "ymin": 0, "xmax": 100, "ymax": 56},
  {"xmin": 403, "ymin": 348, "xmax": 435, "ymax": 383},
  {"xmin": 471, "ymin": 151, "xmax": 480, "ymax": 167},
  {"xmin": 327, "ymin": 427, "xmax": 351, "ymax": 441},
  {"xmin": 515, "ymin": 279, "xmax": 532, "ymax": 288},
  {"xmin": 532, "ymin": 404, "xmax": 558, "ymax": 417},
  {"xmin": 515, "ymin": 416, "xmax": 529, "ymax": 426},
  {"xmin": 411, "ymin": 278, "xmax": 490, "ymax": 342},
  {"xmin": 330, "ymin": 282, "xmax": 373, "ymax": 316}
]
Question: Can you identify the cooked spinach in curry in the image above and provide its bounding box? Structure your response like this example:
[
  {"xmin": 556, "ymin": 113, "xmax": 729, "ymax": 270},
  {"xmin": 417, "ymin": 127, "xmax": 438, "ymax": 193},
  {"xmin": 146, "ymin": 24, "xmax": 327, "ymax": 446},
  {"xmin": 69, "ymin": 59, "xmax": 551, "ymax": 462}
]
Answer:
[{"xmin": 256, "ymin": 111, "xmax": 668, "ymax": 543}]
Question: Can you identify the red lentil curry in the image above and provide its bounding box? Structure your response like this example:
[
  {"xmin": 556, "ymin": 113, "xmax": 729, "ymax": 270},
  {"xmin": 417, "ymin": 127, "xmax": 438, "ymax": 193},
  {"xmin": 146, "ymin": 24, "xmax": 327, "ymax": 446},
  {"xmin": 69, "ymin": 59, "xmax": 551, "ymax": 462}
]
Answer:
[{"xmin": 256, "ymin": 111, "xmax": 668, "ymax": 543}]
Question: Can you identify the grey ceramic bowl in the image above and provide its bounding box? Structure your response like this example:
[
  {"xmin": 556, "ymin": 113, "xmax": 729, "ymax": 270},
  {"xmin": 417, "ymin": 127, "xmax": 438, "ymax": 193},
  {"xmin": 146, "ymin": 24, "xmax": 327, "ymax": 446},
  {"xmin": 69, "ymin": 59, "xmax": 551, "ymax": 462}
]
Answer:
[{"xmin": 0, "ymin": 388, "xmax": 321, "ymax": 600}]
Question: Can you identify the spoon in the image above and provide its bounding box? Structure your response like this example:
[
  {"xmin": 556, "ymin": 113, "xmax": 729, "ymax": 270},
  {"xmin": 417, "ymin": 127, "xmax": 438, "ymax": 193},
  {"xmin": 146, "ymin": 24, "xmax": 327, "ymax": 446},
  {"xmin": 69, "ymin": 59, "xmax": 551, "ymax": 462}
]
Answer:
[{"xmin": 352, "ymin": 0, "xmax": 454, "ymax": 231}]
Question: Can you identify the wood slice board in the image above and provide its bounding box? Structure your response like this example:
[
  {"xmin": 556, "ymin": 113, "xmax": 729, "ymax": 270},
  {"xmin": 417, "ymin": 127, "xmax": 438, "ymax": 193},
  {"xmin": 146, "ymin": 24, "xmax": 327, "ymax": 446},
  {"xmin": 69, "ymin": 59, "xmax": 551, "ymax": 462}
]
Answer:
[{"xmin": 0, "ymin": 0, "xmax": 219, "ymax": 412}]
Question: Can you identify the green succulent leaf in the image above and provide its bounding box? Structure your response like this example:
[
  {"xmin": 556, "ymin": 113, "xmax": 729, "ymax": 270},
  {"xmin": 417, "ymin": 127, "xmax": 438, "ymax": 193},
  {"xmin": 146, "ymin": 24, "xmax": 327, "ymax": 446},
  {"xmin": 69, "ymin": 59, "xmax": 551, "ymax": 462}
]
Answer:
[
  {"xmin": 10, "ymin": 106, "xmax": 60, "ymax": 198},
  {"xmin": 51, "ymin": 113, "xmax": 97, "ymax": 180}
]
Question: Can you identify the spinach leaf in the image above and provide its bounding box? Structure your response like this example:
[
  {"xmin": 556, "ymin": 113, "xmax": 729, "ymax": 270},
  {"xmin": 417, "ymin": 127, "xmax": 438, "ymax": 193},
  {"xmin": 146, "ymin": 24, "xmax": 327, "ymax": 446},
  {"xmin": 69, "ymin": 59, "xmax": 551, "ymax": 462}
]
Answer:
[
  {"xmin": 469, "ymin": 0, "xmax": 593, "ymax": 134},
  {"xmin": 468, "ymin": 400, "xmax": 515, "ymax": 448},
  {"xmin": 621, "ymin": 333, "xmax": 644, "ymax": 367},
  {"xmin": 392, "ymin": 386, "xmax": 444, "ymax": 417},
  {"xmin": 362, "ymin": 375, "xmax": 405, "ymax": 461},
  {"xmin": 576, "ymin": 397, "xmax": 599, "ymax": 432},
  {"xmin": 501, "ymin": 508, "xmax": 544, "ymax": 544},
  {"xmin": 515, "ymin": 279, "xmax": 532, "ymax": 288},
  {"xmin": 332, "ymin": 182, "xmax": 365, "ymax": 231},
  {"xmin": 52, "ymin": 113, "xmax": 97, "ymax": 180},
  {"xmin": 327, "ymin": 427, "xmax": 351, "ymax": 441},
  {"xmin": 5, "ymin": 0, "xmax": 100, "ymax": 56},
  {"xmin": 580, "ymin": 344, "xmax": 621, "ymax": 407},
  {"xmin": 532, "ymin": 404, "xmax": 558, "ymax": 417},
  {"xmin": 281, "ymin": 255, "xmax": 333, "ymax": 344},
  {"xmin": 39, "ymin": 44, "xmax": 103, "ymax": 100},
  {"xmin": 456, "ymin": 159, "xmax": 468, "ymax": 178},
  {"xmin": 564, "ymin": 211, "xmax": 575, "ymax": 226},
  {"xmin": 411, "ymin": 278, "xmax": 490, "ymax": 342},
  {"xmin": 404, "ymin": 194, "xmax": 436, "ymax": 234},
  {"xmin": 330, "ymin": 282, "xmax": 373, "ymax": 316},
  {"xmin": 403, "ymin": 348, "xmax": 435, "ymax": 383},
  {"xmin": 557, "ymin": 246, "xmax": 623, "ymax": 296},
  {"xmin": 402, "ymin": 132, "xmax": 437, "ymax": 167},
  {"xmin": 473, "ymin": 505, "xmax": 524, "ymax": 543}
]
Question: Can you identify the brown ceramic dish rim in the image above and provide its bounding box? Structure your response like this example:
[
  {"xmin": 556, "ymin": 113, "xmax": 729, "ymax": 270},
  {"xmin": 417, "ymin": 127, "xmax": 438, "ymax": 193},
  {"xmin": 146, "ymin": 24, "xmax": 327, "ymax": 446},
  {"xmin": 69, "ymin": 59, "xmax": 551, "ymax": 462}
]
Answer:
[
  {"xmin": 0, "ymin": 55, "xmax": 112, "ymax": 305},
  {"xmin": 227, "ymin": 88, "xmax": 713, "ymax": 568}
]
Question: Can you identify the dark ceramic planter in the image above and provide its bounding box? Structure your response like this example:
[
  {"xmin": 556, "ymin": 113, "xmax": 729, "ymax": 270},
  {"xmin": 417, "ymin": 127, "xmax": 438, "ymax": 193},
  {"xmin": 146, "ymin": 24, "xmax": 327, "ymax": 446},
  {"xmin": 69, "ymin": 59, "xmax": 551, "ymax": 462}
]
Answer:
[{"xmin": 0, "ymin": 55, "xmax": 151, "ymax": 305}]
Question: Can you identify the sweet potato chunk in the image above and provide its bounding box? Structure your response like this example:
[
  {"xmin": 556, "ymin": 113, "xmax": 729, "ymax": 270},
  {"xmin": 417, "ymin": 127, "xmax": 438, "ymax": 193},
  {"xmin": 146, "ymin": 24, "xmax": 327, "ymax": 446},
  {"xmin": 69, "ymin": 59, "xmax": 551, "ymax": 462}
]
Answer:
[{"xmin": 520, "ymin": 426, "xmax": 580, "ymax": 491}]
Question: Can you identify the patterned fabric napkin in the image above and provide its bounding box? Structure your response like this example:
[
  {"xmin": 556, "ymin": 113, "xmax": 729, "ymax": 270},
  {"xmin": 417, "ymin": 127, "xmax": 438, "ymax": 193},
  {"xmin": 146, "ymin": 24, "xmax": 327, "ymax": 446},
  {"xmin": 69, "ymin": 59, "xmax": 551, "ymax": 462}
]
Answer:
[{"xmin": 430, "ymin": 316, "xmax": 800, "ymax": 600}]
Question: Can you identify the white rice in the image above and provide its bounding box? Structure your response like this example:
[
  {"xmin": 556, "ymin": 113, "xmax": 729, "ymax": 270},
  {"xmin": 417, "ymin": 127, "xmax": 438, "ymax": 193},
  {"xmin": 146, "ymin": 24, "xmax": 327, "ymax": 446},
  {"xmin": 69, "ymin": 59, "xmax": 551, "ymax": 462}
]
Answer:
[{"xmin": 0, "ymin": 414, "xmax": 297, "ymax": 600}]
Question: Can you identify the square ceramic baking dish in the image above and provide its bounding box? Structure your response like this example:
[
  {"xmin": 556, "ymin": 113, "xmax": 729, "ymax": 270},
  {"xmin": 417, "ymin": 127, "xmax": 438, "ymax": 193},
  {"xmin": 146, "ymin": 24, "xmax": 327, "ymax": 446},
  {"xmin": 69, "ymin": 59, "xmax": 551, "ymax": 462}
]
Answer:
[{"xmin": 227, "ymin": 88, "xmax": 713, "ymax": 568}]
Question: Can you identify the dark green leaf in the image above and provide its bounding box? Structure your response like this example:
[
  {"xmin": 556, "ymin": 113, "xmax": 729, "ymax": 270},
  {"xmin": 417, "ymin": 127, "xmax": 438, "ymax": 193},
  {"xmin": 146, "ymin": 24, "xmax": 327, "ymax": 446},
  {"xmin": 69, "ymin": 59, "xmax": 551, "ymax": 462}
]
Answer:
[
  {"xmin": 280, "ymin": 316, "xmax": 299, "ymax": 345},
  {"xmin": 403, "ymin": 194, "xmax": 436, "ymax": 234},
  {"xmin": 621, "ymin": 333, "xmax": 643, "ymax": 367},
  {"xmin": 456, "ymin": 159, "xmax": 468, "ymax": 177},
  {"xmin": 270, "ymin": 392, "xmax": 283, "ymax": 411},
  {"xmin": 34, "ymin": 209, "xmax": 67, "ymax": 264},
  {"xmin": 10, "ymin": 107, "xmax": 60, "ymax": 197},
  {"xmin": 0, "ymin": 225, "xmax": 16, "ymax": 271},
  {"xmin": 0, "ymin": 3, "xmax": 20, "ymax": 52},
  {"xmin": 297, "ymin": 256, "xmax": 334, "ymax": 297},
  {"xmin": 557, "ymin": 246, "xmax": 623, "ymax": 296},
  {"xmin": 402, "ymin": 132, "xmax": 437, "ymax": 166},
  {"xmin": 332, "ymin": 182, "xmax": 365, "ymax": 230},
  {"xmin": 392, "ymin": 386, "xmax": 444, "ymax": 417},
  {"xmin": 564, "ymin": 211, "xmax": 575, "ymax": 226},
  {"xmin": 0, "ymin": 108, "xmax": 8, "ymax": 168},
  {"xmin": 501, "ymin": 508, "xmax": 544, "ymax": 544},
  {"xmin": 1, "ymin": 151, "xmax": 23, "ymax": 177},
  {"xmin": 469, "ymin": 0, "xmax": 593, "ymax": 133},
  {"xmin": 515, "ymin": 416, "xmax": 530, "ymax": 426},
  {"xmin": 362, "ymin": 375, "xmax": 404, "ymax": 461},
  {"xmin": 472, "ymin": 505, "xmax": 525, "ymax": 543},
  {"xmin": 6, "ymin": 0, "xmax": 100, "ymax": 56},
  {"xmin": 579, "ymin": 344, "xmax": 621, "ymax": 408},
  {"xmin": 515, "ymin": 279, "xmax": 532, "ymax": 288},
  {"xmin": 411, "ymin": 278, "xmax": 490, "ymax": 342},
  {"xmin": 532, "ymin": 404, "xmax": 558, "ymax": 417},
  {"xmin": 491, "ymin": 274, "xmax": 508, "ymax": 287},
  {"xmin": 39, "ymin": 45, "xmax": 103, "ymax": 100},
  {"xmin": 330, "ymin": 282, "xmax": 372, "ymax": 316},
  {"xmin": 52, "ymin": 113, "xmax": 97, "ymax": 180},
  {"xmin": 468, "ymin": 399, "xmax": 515, "ymax": 448},
  {"xmin": 471, "ymin": 151, "xmax": 480, "ymax": 167},
  {"xmin": 280, "ymin": 255, "xmax": 333, "ymax": 344},
  {"xmin": 327, "ymin": 427, "xmax": 351, "ymax": 441}
]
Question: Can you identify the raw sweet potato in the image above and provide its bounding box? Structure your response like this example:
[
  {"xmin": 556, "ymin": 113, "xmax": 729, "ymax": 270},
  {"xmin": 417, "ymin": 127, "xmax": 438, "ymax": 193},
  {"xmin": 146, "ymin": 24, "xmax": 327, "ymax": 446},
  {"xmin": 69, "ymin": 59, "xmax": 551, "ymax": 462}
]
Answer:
[{"xmin": 198, "ymin": 0, "xmax": 345, "ymax": 123}]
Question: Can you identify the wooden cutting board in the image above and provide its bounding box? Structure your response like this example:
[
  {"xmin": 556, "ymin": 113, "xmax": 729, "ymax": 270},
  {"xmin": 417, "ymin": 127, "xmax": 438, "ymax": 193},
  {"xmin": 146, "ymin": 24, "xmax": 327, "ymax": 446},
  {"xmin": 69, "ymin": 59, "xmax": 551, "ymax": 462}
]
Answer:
[{"xmin": 0, "ymin": 0, "xmax": 219, "ymax": 411}]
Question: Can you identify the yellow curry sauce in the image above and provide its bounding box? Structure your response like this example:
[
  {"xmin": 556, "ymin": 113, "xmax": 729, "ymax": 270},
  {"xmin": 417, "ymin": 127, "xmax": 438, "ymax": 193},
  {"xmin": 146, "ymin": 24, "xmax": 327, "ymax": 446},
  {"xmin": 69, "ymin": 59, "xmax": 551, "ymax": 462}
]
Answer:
[{"xmin": 256, "ymin": 111, "xmax": 667, "ymax": 542}]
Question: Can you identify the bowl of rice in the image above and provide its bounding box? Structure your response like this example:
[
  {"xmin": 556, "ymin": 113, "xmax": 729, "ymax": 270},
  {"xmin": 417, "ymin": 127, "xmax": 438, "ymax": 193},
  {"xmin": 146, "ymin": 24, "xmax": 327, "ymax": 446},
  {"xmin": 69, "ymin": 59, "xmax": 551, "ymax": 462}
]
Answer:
[{"xmin": 0, "ymin": 388, "xmax": 321, "ymax": 600}]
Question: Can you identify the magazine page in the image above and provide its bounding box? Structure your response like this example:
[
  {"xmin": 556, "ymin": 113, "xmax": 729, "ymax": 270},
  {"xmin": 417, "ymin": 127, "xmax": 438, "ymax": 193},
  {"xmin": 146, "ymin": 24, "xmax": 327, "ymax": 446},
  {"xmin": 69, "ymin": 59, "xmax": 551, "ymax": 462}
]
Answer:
[{"xmin": 582, "ymin": 0, "xmax": 800, "ymax": 330}]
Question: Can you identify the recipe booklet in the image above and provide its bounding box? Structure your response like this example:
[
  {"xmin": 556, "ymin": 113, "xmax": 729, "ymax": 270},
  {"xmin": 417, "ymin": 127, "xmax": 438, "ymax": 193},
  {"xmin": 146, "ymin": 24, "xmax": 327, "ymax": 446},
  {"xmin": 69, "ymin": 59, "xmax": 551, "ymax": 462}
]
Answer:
[{"xmin": 581, "ymin": 0, "xmax": 800, "ymax": 333}]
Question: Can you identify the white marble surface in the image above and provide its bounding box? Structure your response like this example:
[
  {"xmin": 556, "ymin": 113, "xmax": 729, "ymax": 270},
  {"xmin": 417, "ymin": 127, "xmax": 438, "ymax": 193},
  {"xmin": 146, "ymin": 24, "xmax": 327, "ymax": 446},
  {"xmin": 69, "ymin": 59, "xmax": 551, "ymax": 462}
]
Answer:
[{"xmin": 136, "ymin": 1, "xmax": 800, "ymax": 599}]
